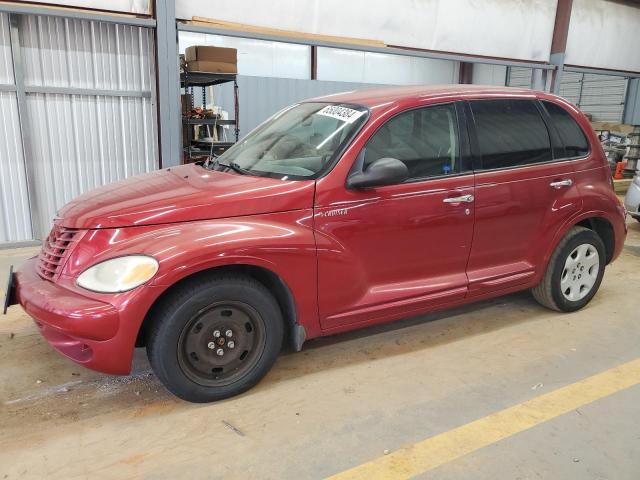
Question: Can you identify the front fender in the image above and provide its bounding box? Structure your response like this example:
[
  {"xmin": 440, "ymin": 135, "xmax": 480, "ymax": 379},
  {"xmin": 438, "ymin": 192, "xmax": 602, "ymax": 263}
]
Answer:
[{"xmin": 63, "ymin": 209, "xmax": 321, "ymax": 337}]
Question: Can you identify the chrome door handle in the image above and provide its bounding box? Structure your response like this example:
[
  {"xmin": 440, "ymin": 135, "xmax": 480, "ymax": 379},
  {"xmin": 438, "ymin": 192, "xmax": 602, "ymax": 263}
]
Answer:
[
  {"xmin": 550, "ymin": 179, "xmax": 573, "ymax": 189},
  {"xmin": 443, "ymin": 194, "xmax": 474, "ymax": 203}
]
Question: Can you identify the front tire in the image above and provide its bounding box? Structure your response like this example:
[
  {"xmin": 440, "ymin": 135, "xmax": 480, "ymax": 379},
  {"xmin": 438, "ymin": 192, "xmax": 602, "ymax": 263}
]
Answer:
[
  {"xmin": 532, "ymin": 226, "xmax": 606, "ymax": 312},
  {"xmin": 147, "ymin": 274, "xmax": 283, "ymax": 403}
]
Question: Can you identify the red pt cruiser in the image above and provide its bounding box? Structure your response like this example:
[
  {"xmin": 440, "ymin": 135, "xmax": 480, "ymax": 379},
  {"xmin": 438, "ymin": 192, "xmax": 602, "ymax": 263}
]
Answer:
[{"xmin": 5, "ymin": 86, "xmax": 627, "ymax": 402}]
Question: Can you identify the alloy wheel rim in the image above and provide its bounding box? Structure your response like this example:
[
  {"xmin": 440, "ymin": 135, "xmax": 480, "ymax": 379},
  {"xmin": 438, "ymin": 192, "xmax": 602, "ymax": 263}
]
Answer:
[
  {"xmin": 560, "ymin": 243, "xmax": 600, "ymax": 302},
  {"xmin": 177, "ymin": 301, "xmax": 266, "ymax": 387}
]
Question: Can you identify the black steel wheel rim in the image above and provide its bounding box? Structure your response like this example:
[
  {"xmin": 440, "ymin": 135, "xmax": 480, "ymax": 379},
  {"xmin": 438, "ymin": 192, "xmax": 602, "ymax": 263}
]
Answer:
[{"xmin": 177, "ymin": 301, "xmax": 266, "ymax": 387}]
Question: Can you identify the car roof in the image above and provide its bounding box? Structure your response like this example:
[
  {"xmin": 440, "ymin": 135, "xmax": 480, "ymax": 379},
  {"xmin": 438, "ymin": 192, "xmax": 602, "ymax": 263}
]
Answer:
[{"xmin": 308, "ymin": 84, "xmax": 544, "ymax": 108}]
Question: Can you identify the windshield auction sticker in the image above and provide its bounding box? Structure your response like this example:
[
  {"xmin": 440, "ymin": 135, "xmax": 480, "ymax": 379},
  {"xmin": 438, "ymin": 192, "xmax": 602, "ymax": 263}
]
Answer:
[{"xmin": 316, "ymin": 105, "xmax": 364, "ymax": 124}]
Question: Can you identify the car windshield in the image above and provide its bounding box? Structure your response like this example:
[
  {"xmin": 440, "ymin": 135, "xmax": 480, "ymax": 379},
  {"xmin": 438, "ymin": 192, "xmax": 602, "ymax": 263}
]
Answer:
[{"xmin": 212, "ymin": 102, "xmax": 369, "ymax": 180}]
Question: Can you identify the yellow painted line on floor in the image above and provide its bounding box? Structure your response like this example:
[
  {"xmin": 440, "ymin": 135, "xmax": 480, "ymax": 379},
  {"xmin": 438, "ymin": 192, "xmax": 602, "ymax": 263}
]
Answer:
[{"xmin": 327, "ymin": 358, "xmax": 640, "ymax": 480}]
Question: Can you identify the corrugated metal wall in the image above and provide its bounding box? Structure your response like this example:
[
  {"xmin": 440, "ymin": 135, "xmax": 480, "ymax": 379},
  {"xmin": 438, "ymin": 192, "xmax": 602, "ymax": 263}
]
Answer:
[
  {"xmin": 17, "ymin": 15, "xmax": 158, "ymax": 238},
  {"xmin": 211, "ymin": 75, "xmax": 386, "ymax": 138},
  {"xmin": 0, "ymin": 13, "xmax": 33, "ymax": 243},
  {"xmin": 20, "ymin": 16, "xmax": 153, "ymax": 91},
  {"xmin": 508, "ymin": 67, "xmax": 628, "ymax": 122}
]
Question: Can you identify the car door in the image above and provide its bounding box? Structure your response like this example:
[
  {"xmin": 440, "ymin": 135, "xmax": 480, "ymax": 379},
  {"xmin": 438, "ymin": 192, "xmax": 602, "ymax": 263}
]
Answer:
[
  {"xmin": 464, "ymin": 98, "xmax": 582, "ymax": 296},
  {"xmin": 314, "ymin": 102, "xmax": 476, "ymax": 331}
]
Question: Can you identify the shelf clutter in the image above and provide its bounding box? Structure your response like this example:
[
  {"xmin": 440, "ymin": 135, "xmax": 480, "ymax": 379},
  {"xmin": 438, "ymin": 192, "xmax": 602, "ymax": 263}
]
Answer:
[
  {"xmin": 180, "ymin": 46, "xmax": 240, "ymax": 163},
  {"xmin": 593, "ymin": 122, "xmax": 640, "ymax": 179}
]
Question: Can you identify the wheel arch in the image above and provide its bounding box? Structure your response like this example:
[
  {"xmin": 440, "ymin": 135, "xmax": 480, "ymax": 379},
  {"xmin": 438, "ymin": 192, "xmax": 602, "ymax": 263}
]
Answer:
[
  {"xmin": 574, "ymin": 217, "xmax": 615, "ymax": 264},
  {"xmin": 136, "ymin": 264, "xmax": 305, "ymax": 351},
  {"xmin": 540, "ymin": 212, "xmax": 616, "ymax": 275},
  {"xmin": 539, "ymin": 213, "xmax": 616, "ymax": 286}
]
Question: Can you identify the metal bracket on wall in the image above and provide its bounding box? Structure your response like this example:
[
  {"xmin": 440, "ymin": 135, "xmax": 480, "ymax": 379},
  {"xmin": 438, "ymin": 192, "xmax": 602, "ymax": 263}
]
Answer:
[
  {"xmin": 23, "ymin": 86, "xmax": 152, "ymax": 98},
  {"xmin": 0, "ymin": 3, "xmax": 156, "ymax": 28},
  {"xmin": 564, "ymin": 65, "xmax": 640, "ymax": 79},
  {"xmin": 549, "ymin": 52, "xmax": 565, "ymax": 95},
  {"xmin": 154, "ymin": 0, "xmax": 182, "ymax": 168}
]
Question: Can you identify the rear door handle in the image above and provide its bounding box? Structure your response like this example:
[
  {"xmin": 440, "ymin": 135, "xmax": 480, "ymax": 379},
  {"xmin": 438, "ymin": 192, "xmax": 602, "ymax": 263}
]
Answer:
[
  {"xmin": 550, "ymin": 179, "xmax": 573, "ymax": 189},
  {"xmin": 443, "ymin": 194, "xmax": 474, "ymax": 203}
]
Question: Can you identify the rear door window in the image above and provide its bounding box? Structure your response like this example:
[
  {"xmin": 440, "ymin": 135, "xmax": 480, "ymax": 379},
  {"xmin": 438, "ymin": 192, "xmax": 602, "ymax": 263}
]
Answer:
[
  {"xmin": 542, "ymin": 101, "xmax": 590, "ymax": 158},
  {"xmin": 470, "ymin": 99, "xmax": 552, "ymax": 170}
]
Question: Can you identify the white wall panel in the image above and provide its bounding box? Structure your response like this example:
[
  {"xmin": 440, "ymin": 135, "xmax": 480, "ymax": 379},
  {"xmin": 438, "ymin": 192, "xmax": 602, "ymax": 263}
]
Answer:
[
  {"xmin": 565, "ymin": 0, "xmax": 640, "ymax": 73},
  {"xmin": 316, "ymin": 48, "xmax": 364, "ymax": 83},
  {"xmin": 179, "ymin": 31, "xmax": 310, "ymax": 79},
  {"xmin": 472, "ymin": 64, "xmax": 507, "ymax": 86},
  {"xmin": 177, "ymin": 0, "xmax": 557, "ymax": 62},
  {"xmin": 317, "ymin": 47, "xmax": 458, "ymax": 85},
  {"xmin": 19, "ymin": 1, "xmax": 151, "ymax": 15},
  {"xmin": 0, "ymin": 12, "xmax": 14, "ymax": 84}
]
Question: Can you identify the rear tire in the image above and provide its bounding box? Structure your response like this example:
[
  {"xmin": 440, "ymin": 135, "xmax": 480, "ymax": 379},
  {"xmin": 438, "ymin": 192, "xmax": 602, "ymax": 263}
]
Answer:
[
  {"xmin": 147, "ymin": 274, "xmax": 283, "ymax": 403},
  {"xmin": 532, "ymin": 226, "xmax": 606, "ymax": 312}
]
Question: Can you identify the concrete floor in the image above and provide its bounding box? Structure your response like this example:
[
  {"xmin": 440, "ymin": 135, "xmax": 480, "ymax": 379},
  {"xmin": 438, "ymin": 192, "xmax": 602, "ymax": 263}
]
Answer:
[{"xmin": 1, "ymin": 219, "xmax": 639, "ymax": 480}]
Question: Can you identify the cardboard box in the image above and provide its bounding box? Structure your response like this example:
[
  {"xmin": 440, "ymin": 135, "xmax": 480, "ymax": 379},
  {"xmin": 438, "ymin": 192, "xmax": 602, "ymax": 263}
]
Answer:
[
  {"xmin": 186, "ymin": 60, "xmax": 238, "ymax": 74},
  {"xmin": 185, "ymin": 46, "xmax": 237, "ymax": 64},
  {"xmin": 591, "ymin": 121, "xmax": 636, "ymax": 136}
]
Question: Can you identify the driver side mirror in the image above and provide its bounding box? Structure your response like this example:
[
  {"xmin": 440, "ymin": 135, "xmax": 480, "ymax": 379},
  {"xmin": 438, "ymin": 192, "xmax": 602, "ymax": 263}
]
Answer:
[{"xmin": 347, "ymin": 157, "xmax": 409, "ymax": 189}]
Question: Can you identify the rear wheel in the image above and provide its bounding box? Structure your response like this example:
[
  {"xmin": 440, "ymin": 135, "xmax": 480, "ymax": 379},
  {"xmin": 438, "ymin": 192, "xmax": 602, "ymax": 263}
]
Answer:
[
  {"xmin": 147, "ymin": 274, "xmax": 283, "ymax": 402},
  {"xmin": 532, "ymin": 226, "xmax": 606, "ymax": 312}
]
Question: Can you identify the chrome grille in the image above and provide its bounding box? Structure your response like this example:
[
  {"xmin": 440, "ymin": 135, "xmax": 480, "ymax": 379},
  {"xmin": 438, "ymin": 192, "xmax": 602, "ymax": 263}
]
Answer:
[{"xmin": 37, "ymin": 223, "xmax": 82, "ymax": 280}]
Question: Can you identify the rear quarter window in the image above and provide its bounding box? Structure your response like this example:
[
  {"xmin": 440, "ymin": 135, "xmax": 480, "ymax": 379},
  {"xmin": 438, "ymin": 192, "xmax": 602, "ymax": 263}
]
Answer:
[{"xmin": 542, "ymin": 101, "xmax": 590, "ymax": 158}]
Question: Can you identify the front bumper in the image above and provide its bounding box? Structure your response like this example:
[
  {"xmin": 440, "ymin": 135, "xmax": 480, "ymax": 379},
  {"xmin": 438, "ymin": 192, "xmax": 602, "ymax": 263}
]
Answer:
[{"xmin": 10, "ymin": 257, "xmax": 134, "ymax": 374}]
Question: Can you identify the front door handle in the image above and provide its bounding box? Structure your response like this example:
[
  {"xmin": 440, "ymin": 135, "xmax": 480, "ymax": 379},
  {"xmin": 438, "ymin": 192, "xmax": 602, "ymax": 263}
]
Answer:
[
  {"xmin": 443, "ymin": 194, "xmax": 474, "ymax": 203},
  {"xmin": 550, "ymin": 179, "xmax": 573, "ymax": 189}
]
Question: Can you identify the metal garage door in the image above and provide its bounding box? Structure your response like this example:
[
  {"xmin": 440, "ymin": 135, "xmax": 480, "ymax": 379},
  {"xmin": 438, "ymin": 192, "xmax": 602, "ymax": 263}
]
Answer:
[
  {"xmin": 0, "ymin": 13, "xmax": 158, "ymax": 244},
  {"xmin": 0, "ymin": 13, "xmax": 32, "ymax": 243},
  {"xmin": 569, "ymin": 74, "xmax": 628, "ymax": 122},
  {"xmin": 508, "ymin": 67, "xmax": 628, "ymax": 122},
  {"xmin": 506, "ymin": 67, "xmax": 532, "ymax": 88},
  {"xmin": 557, "ymin": 70, "xmax": 583, "ymax": 104}
]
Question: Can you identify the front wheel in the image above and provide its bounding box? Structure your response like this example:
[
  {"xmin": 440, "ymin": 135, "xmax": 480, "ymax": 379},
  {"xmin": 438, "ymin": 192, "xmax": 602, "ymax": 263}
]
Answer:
[
  {"xmin": 532, "ymin": 226, "xmax": 606, "ymax": 312},
  {"xmin": 146, "ymin": 274, "xmax": 283, "ymax": 403}
]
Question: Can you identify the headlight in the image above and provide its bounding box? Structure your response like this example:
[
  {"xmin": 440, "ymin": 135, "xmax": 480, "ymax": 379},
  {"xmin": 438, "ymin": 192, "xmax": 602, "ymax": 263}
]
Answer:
[{"xmin": 77, "ymin": 255, "xmax": 159, "ymax": 293}]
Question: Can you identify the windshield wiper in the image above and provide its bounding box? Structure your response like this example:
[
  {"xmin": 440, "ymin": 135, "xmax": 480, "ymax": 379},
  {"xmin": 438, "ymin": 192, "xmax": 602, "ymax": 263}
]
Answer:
[{"xmin": 218, "ymin": 161, "xmax": 251, "ymax": 175}]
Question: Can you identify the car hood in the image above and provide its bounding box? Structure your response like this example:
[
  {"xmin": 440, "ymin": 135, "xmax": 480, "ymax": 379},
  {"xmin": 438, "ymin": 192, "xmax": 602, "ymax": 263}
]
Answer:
[{"xmin": 59, "ymin": 163, "xmax": 316, "ymax": 229}]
